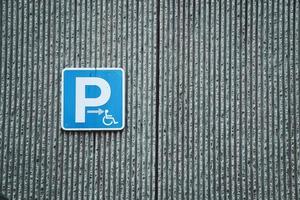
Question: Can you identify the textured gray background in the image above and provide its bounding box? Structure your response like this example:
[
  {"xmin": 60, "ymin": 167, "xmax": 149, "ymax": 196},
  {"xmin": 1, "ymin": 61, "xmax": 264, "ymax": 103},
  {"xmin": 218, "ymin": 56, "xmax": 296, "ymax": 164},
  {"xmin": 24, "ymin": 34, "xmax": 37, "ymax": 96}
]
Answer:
[
  {"xmin": 0, "ymin": 0, "xmax": 157, "ymax": 199},
  {"xmin": 0, "ymin": 0, "xmax": 300, "ymax": 200}
]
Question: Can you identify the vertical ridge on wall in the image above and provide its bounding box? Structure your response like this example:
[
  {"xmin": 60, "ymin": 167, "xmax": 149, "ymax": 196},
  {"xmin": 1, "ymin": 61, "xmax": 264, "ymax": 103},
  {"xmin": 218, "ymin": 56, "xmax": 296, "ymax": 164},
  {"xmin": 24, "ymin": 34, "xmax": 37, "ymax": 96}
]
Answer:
[
  {"xmin": 0, "ymin": 0, "xmax": 300, "ymax": 199},
  {"xmin": 158, "ymin": 0, "xmax": 300, "ymax": 199},
  {"xmin": 0, "ymin": 0, "xmax": 157, "ymax": 199}
]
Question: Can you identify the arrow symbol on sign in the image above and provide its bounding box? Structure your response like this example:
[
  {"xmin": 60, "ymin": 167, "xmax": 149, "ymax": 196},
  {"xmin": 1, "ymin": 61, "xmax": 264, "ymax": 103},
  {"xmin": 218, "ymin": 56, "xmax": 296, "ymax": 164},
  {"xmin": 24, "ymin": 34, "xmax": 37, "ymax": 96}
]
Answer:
[{"xmin": 87, "ymin": 108, "xmax": 104, "ymax": 115}]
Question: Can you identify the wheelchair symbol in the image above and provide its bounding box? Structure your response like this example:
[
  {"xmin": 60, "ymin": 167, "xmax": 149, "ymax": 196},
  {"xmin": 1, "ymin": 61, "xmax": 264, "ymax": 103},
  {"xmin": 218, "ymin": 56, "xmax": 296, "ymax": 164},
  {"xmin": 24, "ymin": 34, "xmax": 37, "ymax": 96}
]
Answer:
[{"xmin": 102, "ymin": 109, "xmax": 118, "ymax": 126}]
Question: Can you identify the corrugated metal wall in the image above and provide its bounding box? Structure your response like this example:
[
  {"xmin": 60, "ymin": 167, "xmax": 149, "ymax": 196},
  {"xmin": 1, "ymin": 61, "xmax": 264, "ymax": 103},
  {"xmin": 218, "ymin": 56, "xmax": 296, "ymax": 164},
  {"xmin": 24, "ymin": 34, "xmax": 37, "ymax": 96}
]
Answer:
[{"xmin": 0, "ymin": 0, "xmax": 299, "ymax": 199}]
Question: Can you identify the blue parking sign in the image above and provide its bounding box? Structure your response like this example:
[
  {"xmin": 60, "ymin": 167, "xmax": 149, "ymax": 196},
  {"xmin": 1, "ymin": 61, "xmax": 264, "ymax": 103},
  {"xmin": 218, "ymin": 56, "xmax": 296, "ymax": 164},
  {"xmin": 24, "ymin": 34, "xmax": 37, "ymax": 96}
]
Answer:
[{"xmin": 61, "ymin": 68, "xmax": 125, "ymax": 130}]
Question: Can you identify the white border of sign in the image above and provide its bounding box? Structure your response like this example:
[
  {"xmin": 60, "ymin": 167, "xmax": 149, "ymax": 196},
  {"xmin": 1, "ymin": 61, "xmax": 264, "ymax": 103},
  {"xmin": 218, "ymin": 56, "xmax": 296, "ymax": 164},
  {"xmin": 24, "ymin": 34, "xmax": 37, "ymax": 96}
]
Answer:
[{"xmin": 61, "ymin": 68, "xmax": 125, "ymax": 131}]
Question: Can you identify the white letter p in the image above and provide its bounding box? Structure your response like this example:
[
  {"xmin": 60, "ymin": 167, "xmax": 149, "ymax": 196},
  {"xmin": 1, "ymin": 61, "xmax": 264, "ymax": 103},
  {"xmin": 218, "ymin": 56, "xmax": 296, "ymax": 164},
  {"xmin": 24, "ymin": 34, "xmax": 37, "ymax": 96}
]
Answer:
[{"xmin": 75, "ymin": 77, "xmax": 111, "ymax": 123}]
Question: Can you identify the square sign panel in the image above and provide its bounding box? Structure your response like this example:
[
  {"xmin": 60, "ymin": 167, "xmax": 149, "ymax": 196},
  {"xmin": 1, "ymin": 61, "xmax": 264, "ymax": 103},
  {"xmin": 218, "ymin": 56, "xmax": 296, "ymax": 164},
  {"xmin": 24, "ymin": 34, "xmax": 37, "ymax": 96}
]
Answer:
[{"xmin": 62, "ymin": 68, "xmax": 125, "ymax": 130}]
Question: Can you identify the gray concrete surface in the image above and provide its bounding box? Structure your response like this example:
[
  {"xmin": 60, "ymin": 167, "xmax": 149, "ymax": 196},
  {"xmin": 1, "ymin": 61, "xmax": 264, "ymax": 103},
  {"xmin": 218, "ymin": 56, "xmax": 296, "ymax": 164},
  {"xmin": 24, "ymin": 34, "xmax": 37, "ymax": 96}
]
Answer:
[
  {"xmin": 158, "ymin": 0, "xmax": 300, "ymax": 199},
  {"xmin": 0, "ymin": 0, "xmax": 157, "ymax": 199},
  {"xmin": 0, "ymin": 0, "xmax": 300, "ymax": 199}
]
